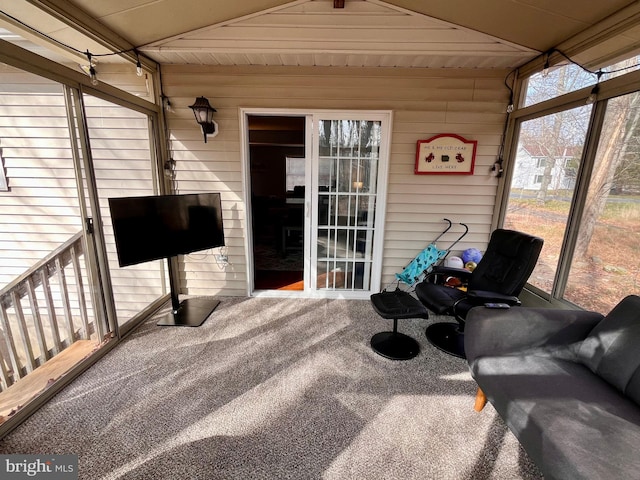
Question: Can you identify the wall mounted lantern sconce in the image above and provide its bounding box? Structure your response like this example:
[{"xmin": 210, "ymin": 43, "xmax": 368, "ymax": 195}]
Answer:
[{"xmin": 189, "ymin": 96, "xmax": 218, "ymax": 143}]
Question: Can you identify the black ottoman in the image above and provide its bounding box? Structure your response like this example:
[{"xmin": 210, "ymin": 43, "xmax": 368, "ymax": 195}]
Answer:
[{"xmin": 370, "ymin": 290, "xmax": 428, "ymax": 360}]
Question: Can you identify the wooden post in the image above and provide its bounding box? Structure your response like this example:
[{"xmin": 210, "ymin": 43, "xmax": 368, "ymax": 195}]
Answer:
[
  {"xmin": 25, "ymin": 277, "xmax": 48, "ymax": 363},
  {"xmin": 474, "ymin": 387, "xmax": 487, "ymax": 411},
  {"xmin": 40, "ymin": 269, "xmax": 62, "ymax": 355}
]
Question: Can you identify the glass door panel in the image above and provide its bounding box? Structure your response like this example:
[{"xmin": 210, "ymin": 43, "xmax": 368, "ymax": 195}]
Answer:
[
  {"xmin": 564, "ymin": 92, "xmax": 640, "ymax": 311},
  {"xmin": 81, "ymin": 93, "xmax": 168, "ymax": 328},
  {"xmin": 503, "ymin": 105, "xmax": 591, "ymax": 295},
  {"xmin": 313, "ymin": 119, "xmax": 381, "ymax": 292}
]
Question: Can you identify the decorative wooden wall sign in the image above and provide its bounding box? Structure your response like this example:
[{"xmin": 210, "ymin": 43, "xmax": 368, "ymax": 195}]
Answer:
[{"xmin": 415, "ymin": 133, "xmax": 477, "ymax": 175}]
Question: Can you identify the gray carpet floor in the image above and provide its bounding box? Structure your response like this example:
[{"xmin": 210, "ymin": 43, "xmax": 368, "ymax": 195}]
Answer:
[{"xmin": 0, "ymin": 297, "xmax": 543, "ymax": 479}]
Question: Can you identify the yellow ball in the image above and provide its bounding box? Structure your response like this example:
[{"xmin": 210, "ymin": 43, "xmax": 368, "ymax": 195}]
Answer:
[{"xmin": 465, "ymin": 261, "xmax": 477, "ymax": 271}]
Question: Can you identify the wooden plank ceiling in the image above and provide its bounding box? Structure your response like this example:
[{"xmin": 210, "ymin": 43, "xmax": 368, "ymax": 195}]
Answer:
[
  {"xmin": 1, "ymin": 0, "xmax": 639, "ymax": 70},
  {"xmin": 139, "ymin": 0, "xmax": 537, "ymax": 69}
]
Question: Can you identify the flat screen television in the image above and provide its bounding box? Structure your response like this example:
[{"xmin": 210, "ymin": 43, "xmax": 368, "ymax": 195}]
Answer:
[
  {"xmin": 108, "ymin": 192, "xmax": 225, "ymax": 268},
  {"xmin": 108, "ymin": 192, "xmax": 225, "ymax": 327}
]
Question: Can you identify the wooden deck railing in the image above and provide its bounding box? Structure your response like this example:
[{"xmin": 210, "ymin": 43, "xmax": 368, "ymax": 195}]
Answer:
[{"xmin": 0, "ymin": 231, "xmax": 100, "ymax": 392}]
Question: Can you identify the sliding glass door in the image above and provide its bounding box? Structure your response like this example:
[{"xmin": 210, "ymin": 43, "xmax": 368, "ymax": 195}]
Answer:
[
  {"xmin": 312, "ymin": 117, "xmax": 386, "ymax": 293},
  {"xmin": 245, "ymin": 110, "xmax": 390, "ymax": 298},
  {"xmin": 79, "ymin": 92, "xmax": 168, "ymax": 330}
]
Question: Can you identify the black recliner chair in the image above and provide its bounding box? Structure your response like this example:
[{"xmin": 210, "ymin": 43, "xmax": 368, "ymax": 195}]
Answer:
[{"xmin": 415, "ymin": 228, "xmax": 543, "ymax": 358}]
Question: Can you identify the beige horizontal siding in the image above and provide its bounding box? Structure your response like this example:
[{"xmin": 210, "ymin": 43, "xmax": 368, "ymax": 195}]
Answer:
[{"xmin": 162, "ymin": 64, "xmax": 508, "ymax": 293}]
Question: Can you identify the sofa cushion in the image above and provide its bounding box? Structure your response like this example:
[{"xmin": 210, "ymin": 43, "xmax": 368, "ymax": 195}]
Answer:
[
  {"xmin": 471, "ymin": 354, "xmax": 640, "ymax": 480},
  {"xmin": 465, "ymin": 306, "xmax": 604, "ymax": 362},
  {"xmin": 577, "ymin": 295, "xmax": 640, "ymax": 402}
]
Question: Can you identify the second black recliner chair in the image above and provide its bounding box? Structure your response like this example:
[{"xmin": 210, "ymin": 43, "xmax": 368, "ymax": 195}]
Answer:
[{"xmin": 415, "ymin": 228, "xmax": 544, "ymax": 358}]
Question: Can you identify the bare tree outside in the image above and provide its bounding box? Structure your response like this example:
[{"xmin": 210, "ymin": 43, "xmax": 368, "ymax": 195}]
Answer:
[
  {"xmin": 565, "ymin": 89, "xmax": 640, "ymax": 311},
  {"xmin": 574, "ymin": 91, "xmax": 640, "ymax": 259}
]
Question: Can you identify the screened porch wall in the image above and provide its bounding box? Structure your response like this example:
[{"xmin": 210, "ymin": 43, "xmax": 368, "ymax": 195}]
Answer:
[
  {"xmin": 162, "ymin": 65, "xmax": 508, "ymax": 293},
  {"xmin": 0, "ymin": 65, "xmax": 83, "ymax": 289},
  {"xmin": 0, "ymin": 64, "xmax": 165, "ymax": 321}
]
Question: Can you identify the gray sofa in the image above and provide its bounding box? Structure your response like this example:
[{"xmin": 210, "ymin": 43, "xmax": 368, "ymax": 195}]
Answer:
[{"xmin": 464, "ymin": 295, "xmax": 640, "ymax": 480}]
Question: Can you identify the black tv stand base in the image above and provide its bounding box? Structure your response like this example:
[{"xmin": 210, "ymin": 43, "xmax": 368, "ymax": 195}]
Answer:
[{"xmin": 157, "ymin": 297, "xmax": 220, "ymax": 327}]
